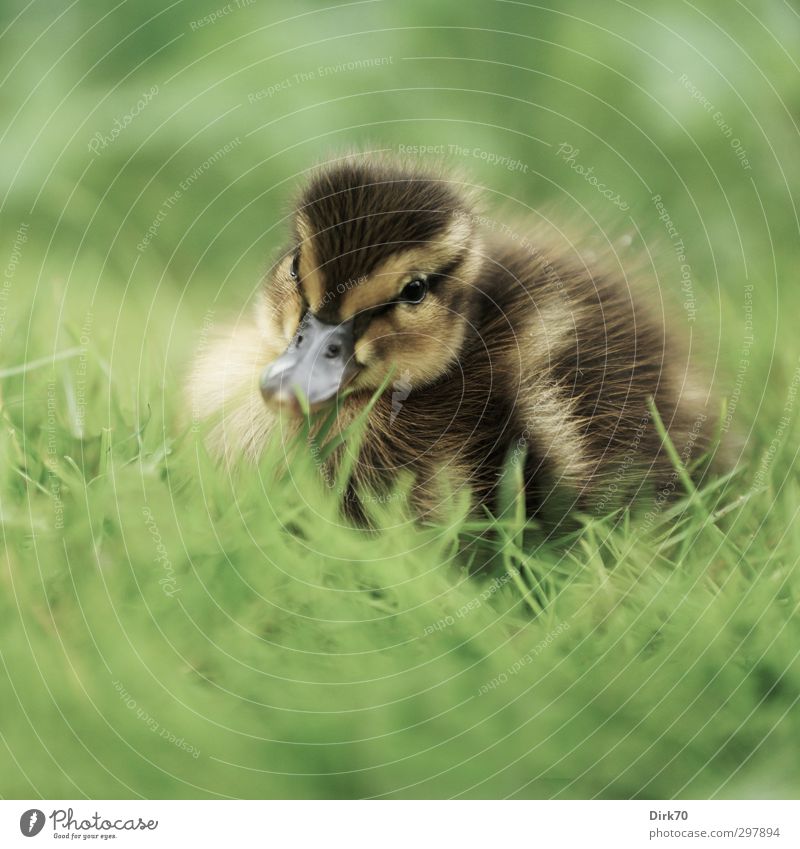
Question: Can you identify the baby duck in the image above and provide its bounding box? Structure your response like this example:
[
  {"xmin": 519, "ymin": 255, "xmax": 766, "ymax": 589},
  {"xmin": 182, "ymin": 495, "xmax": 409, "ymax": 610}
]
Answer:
[{"xmin": 189, "ymin": 154, "xmax": 716, "ymax": 523}]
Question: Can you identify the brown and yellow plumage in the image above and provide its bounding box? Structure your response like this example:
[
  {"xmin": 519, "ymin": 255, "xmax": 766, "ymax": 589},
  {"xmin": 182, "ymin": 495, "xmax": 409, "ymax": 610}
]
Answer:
[{"xmin": 188, "ymin": 153, "xmax": 718, "ymax": 524}]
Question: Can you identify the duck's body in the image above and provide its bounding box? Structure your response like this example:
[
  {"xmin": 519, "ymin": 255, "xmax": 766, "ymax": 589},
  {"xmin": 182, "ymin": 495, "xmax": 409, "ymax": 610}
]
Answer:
[{"xmin": 189, "ymin": 154, "xmax": 715, "ymax": 523}]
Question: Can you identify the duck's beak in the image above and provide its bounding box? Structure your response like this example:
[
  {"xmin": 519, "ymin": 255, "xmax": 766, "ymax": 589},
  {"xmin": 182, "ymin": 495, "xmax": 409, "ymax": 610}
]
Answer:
[{"xmin": 260, "ymin": 312, "xmax": 358, "ymax": 411}]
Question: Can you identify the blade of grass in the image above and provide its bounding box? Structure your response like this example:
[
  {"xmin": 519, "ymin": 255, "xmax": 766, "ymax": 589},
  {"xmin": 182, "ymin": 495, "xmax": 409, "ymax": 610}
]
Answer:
[
  {"xmin": 99, "ymin": 427, "xmax": 112, "ymax": 476},
  {"xmin": 646, "ymin": 396, "xmax": 724, "ymax": 565},
  {"xmin": 496, "ymin": 440, "xmax": 528, "ymax": 553},
  {"xmin": 0, "ymin": 347, "xmax": 83, "ymax": 378},
  {"xmin": 647, "ymin": 396, "xmax": 699, "ymax": 502},
  {"xmin": 321, "ymin": 365, "xmax": 397, "ymax": 466}
]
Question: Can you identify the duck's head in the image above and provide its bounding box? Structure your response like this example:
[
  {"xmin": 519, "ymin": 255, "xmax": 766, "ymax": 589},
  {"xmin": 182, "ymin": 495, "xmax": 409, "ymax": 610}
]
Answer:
[{"xmin": 259, "ymin": 156, "xmax": 484, "ymax": 412}]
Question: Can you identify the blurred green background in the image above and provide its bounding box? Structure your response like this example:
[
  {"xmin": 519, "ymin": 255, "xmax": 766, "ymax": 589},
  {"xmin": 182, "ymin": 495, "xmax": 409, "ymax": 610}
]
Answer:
[
  {"xmin": 3, "ymin": 0, "xmax": 798, "ymax": 342},
  {"xmin": 1, "ymin": 0, "xmax": 799, "ymax": 800}
]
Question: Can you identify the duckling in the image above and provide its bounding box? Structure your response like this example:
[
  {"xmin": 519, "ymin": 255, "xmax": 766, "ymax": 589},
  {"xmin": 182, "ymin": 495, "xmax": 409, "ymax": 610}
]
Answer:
[{"xmin": 188, "ymin": 153, "xmax": 717, "ymax": 524}]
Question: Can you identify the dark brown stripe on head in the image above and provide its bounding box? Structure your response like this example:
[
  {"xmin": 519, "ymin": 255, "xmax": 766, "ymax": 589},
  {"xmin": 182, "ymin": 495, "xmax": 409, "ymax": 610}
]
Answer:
[{"xmin": 295, "ymin": 158, "xmax": 470, "ymax": 306}]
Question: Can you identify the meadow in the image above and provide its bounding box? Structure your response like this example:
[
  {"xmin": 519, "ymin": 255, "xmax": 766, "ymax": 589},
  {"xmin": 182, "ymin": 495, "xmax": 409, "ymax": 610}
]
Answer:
[{"xmin": 0, "ymin": 0, "xmax": 798, "ymax": 798}]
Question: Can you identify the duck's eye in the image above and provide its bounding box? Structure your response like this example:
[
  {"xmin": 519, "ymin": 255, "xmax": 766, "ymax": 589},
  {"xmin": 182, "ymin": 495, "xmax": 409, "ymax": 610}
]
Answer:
[
  {"xmin": 289, "ymin": 252, "xmax": 300, "ymax": 280},
  {"xmin": 399, "ymin": 278, "xmax": 428, "ymax": 304}
]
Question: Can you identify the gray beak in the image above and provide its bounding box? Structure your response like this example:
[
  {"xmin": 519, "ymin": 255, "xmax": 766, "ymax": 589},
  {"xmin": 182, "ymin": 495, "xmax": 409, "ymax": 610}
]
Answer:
[{"xmin": 260, "ymin": 312, "xmax": 358, "ymax": 410}]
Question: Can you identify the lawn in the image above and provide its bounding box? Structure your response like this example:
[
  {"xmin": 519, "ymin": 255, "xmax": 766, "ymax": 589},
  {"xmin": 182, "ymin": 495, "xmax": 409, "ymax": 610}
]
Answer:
[{"xmin": 1, "ymin": 0, "xmax": 799, "ymax": 799}]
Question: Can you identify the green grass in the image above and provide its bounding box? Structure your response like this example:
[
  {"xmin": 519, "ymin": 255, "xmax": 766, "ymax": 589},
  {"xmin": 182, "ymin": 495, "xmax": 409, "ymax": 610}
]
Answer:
[
  {"xmin": 0, "ymin": 278, "xmax": 798, "ymax": 799},
  {"xmin": 1, "ymin": 0, "xmax": 799, "ymax": 799}
]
